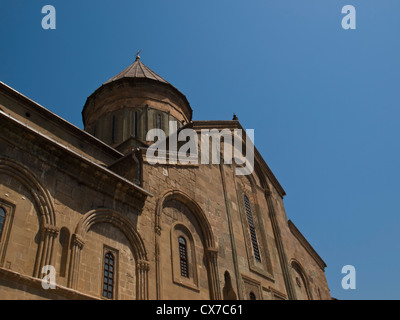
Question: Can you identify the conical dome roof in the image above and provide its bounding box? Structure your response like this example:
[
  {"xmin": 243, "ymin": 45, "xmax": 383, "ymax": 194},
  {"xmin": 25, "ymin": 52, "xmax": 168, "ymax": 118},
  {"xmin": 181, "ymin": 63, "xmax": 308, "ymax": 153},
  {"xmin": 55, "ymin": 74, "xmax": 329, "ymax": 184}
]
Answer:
[
  {"xmin": 82, "ymin": 54, "xmax": 193, "ymax": 128},
  {"xmin": 104, "ymin": 56, "xmax": 170, "ymax": 85}
]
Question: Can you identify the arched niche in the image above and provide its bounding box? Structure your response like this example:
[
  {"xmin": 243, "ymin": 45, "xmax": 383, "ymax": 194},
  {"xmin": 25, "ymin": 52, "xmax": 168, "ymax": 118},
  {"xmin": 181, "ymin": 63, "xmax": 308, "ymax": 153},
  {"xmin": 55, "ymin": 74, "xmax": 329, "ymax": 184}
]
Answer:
[
  {"xmin": 69, "ymin": 208, "xmax": 149, "ymax": 300},
  {"xmin": 290, "ymin": 259, "xmax": 313, "ymax": 300},
  {"xmin": 155, "ymin": 189, "xmax": 221, "ymax": 300},
  {"xmin": 0, "ymin": 157, "xmax": 58, "ymax": 278}
]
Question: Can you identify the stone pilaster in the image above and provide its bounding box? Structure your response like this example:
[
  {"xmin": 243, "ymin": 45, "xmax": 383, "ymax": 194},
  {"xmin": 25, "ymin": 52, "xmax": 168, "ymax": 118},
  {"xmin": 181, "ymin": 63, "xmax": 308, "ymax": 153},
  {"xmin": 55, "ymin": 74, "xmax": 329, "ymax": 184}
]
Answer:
[
  {"xmin": 68, "ymin": 233, "xmax": 85, "ymax": 289},
  {"xmin": 206, "ymin": 247, "xmax": 222, "ymax": 300},
  {"xmin": 264, "ymin": 190, "xmax": 297, "ymax": 300},
  {"xmin": 33, "ymin": 224, "xmax": 59, "ymax": 278},
  {"xmin": 137, "ymin": 260, "xmax": 150, "ymax": 300}
]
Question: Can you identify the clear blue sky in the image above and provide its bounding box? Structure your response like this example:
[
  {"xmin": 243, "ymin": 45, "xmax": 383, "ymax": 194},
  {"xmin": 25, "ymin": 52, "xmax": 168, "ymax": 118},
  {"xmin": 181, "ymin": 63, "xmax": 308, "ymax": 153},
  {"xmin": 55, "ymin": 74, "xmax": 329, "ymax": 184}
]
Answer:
[{"xmin": 1, "ymin": 0, "xmax": 399, "ymax": 300}]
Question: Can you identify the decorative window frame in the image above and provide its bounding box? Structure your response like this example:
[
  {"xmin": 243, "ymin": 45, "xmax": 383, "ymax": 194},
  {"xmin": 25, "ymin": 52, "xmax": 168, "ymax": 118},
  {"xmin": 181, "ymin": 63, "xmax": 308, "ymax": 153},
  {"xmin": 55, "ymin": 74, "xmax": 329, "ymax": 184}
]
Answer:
[
  {"xmin": 238, "ymin": 181, "xmax": 274, "ymax": 281},
  {"xmin": 0, "ymin": 199, "xmax": 15, "ymax": 268},
  {"xmin": 101, "ymin": 245, "xmax": 119, "ymax": 300},
  {"xmin": 241, "ymin": 274, "xmax": 262, "ymax": 300},
  {"xmin": 170, "ymin": 222, "xmax": 200, "ymax": 292},
  {"xmin": 243, "ymin": 194, "xmax": 262, "ymax": 263},
  {"xmin": 290, "ymin": 259, "xmax": 313, "ymax": 300}
]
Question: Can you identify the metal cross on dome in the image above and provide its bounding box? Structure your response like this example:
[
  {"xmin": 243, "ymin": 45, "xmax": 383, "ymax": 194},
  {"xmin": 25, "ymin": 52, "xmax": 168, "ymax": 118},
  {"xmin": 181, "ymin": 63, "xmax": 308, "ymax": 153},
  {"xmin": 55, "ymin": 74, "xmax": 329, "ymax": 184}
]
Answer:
[{"xmin": 136, "ymin": 50, "xmax": 141, "ymax": 60}]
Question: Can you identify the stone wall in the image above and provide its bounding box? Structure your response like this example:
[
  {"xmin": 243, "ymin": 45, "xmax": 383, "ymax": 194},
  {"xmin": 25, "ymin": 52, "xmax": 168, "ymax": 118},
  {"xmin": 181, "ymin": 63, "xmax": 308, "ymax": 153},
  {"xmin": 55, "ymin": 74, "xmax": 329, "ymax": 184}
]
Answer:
[{"xmin": 0, "ymin": 83, "xmax": 331, "ymax": 300}]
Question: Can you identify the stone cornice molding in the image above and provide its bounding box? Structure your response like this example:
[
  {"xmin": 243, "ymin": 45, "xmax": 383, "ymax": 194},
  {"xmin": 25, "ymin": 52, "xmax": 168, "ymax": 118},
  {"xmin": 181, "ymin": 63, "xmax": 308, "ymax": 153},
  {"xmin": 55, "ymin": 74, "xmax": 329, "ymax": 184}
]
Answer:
[
  {"xmin": 181, "ymin": 120, "xmax": 286, "ymax": 198},
  {"xmin": 0, "ymin": 81, "xmax": 122, "ymax": 160},
  {"xmin": 0, "ymin": 111, "xmax": 152, "ymax": 210},
  {"xmin": 288, "ymin": 220, "xmax": 327, "ymax": 271},
  {"xmin": 83, "ymin": 77, "xmax": 192, "ymax": 125},
  {"xmin": 0, "ymin": 267, "xmax": 99, "ymax": 300}
]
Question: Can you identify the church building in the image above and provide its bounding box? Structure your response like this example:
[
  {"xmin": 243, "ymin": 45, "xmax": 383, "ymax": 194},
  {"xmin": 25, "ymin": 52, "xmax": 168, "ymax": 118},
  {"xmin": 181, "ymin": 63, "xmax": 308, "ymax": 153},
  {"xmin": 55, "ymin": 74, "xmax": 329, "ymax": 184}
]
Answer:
[{"xmin": 0, "ymin": 54, "xmax": 331, "ymax": 300}]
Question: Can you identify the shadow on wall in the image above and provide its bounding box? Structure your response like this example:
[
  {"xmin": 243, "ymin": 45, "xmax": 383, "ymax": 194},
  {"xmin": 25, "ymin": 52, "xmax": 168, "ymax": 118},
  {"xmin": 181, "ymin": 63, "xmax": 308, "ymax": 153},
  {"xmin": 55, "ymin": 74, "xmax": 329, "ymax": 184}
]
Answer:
[{"xmin": 223, "ymin": 271, "xmax": 237, "ymax": 300}]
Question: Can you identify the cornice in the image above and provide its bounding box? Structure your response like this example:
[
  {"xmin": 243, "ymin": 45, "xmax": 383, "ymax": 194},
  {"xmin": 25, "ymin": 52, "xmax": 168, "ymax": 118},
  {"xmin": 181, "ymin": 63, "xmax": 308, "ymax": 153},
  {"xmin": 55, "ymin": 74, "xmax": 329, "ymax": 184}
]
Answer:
[
  {"xmin": 288, "ymin": 220, "xmax": 327, "ymax": 271},
  {"xmin": 0, "ymin": 81, "xmax": 122, "ymax": 160},
  {"xmin": 0, "ymin": 267, "xmax": 99, "ymax": 300},
  {"xmin": 0, "ymin": 111, "xmax": 152, "ymax": 210},
  {"xmin": 193, "ymin": 120, "xmax": 286, "ymax": 198},
  {"xmin": 82, "ymin": 77, "xmax": 192, "ymax": 125}
]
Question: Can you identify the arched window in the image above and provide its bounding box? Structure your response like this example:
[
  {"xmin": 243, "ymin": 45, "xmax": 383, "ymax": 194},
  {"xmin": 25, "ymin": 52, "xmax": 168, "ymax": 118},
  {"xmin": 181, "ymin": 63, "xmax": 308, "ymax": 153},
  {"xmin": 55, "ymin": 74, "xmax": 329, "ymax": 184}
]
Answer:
[
  {"xmin": 179, "ymin": 236, "xmax": 189, "ymax": 278},
  {"xmin": 291, "ymin": 261, "xmax": 312, "ymax": 300},
  {"xmin": 103, "ymin": 252, "xmax": 115, "ymax": 299},
  {"xmin": 0, "ymin": 207, "xmax": 5, "ymax": 239},
  {"xmin": 249, "ymin": 292, "xmax": 256, "ymax": 300},
  {"xmin": 243, "ymin": 194, "xmax": 261, "ymax": 262}
]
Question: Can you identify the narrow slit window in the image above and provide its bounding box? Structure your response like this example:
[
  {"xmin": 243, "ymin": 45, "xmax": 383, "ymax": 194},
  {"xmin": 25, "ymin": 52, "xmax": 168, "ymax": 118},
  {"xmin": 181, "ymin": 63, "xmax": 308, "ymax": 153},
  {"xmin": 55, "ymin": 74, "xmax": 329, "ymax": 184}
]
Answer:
[
  {"xmin": 179, "ymin": 236, "xmax": 189, "ymax": 278},
  {"xmin": 157, "ymin": 114, "xmax": 162, "ymax": 129},
  {"xmin": 249, "ymin": 292, "xmax": 256, "ymax": 300},
  {"xmin": 0, "ymin": 207, "xmax": 5, "ymax": 239},
  {"xmin": 244, "ymin": 194, "xmax": 261, "ymax": 262},
  {"xmin": 134, "ymin": 111, "xmax": 138, "ymax": 137},
  {"xmin": 103, "ymin": 252, "xmax": 115, "ymax": 299}
]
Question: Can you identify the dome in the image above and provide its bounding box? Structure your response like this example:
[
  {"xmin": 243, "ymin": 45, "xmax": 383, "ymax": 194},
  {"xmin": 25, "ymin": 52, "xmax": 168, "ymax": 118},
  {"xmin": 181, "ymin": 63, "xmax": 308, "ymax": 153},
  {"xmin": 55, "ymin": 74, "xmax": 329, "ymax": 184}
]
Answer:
[
  {"xmin": 104, "ymin": 56, "xmax": 170, "ymax": 85},
  {"xmin": 82, "ymin": 55, "xmax": 192, "ymax": 149}
]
